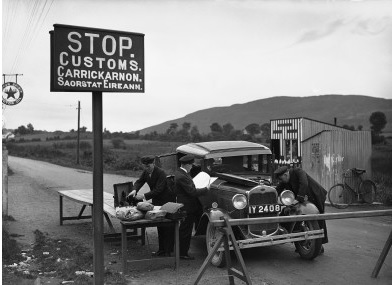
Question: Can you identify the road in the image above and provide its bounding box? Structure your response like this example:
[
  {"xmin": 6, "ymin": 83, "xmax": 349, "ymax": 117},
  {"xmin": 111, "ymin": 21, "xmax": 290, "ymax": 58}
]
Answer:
[{"xmin": 6, "ymin": 156, "xmax": 392, "ymax": 285}]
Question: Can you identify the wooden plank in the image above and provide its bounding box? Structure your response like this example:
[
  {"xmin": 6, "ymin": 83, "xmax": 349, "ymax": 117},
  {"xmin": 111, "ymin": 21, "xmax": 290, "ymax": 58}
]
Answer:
[
  {"xmin": 59, "ymin": 189, "xmax": 116, "ymax": 217},
  {"xmin": 58, "ymin": 189, "xmax": 94, "ymax": 205}
]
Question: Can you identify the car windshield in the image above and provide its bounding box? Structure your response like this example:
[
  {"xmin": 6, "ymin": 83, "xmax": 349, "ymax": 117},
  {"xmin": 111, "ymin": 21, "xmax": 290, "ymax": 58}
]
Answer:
[{"xmin": 208, "ymin": 154, "xmax": 271, "ymax": 175}]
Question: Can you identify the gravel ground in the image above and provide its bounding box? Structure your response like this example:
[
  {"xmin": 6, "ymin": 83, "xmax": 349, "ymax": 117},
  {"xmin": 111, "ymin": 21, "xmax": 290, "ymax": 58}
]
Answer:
[{"xmin": 3, "ymin": 159, "xmax": 224, "ymax": 285}]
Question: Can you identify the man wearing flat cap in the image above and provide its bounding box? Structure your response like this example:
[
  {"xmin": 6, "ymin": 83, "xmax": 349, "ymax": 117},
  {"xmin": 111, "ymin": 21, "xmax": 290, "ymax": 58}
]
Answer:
[
  {"xmin": 128, "ymin": 155, "xmax": 175, "ymax": 256},
  {"xmin": 274, "ymin": 166, "xmax": 328, "ymax": 247},
  {"xmin": 175, "ymin": 154, "xmax": 208, "ymax": 260}
]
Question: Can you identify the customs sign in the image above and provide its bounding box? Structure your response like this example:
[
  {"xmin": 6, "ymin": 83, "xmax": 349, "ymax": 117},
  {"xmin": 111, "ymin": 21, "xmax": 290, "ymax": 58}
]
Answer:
[{"xmin": 50, "ymin": 24, "xmax": 144, "ymax": 93}]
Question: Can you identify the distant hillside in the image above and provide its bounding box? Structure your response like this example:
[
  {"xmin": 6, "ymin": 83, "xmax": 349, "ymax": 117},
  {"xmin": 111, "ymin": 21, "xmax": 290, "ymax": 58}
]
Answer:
[{"xmin": 138, "ymin": 95, "xmax": 392, "ymax": 135}]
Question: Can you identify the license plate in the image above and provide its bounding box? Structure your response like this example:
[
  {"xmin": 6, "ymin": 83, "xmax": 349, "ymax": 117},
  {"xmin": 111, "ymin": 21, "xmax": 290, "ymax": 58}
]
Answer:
[{"xmin": 248, "ymin": 204, "xmax": 281, "ymax": 214}]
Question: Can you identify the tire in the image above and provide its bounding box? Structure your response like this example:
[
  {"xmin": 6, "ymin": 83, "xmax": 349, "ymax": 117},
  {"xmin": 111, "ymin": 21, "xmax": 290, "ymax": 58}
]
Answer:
[
  {"xmin": 359, "ymin": 180, "xmax": 377, "ymax": 204},
  {"xmin": 206, "ymin": 221, "xmax": 226, "ymax": 267},
  {"xmin": 294, "ymin": 220, "xmax": 323, "ymax": 260},
  {"xmin": 328, "ymin": 184, "xmax": 353, "ymax": 209}
]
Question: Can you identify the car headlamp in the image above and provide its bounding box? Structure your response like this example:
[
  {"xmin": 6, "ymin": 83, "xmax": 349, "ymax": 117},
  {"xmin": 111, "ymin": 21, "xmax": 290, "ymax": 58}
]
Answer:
[
  {"xmin": 232, "ymin": 194, "xmax": 247, "ymax": 210},
  {"xmin": 280, "ymin": 190, "xmax": 296, "ymax": 206}
]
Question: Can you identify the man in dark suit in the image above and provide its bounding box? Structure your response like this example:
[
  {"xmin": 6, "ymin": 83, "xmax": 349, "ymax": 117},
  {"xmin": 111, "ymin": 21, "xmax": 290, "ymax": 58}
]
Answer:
[
  {"xmin": 175, "ymin": 154, "xmax": 208, "ymax": 260},
  {"xmin": 274, "ymin": 166, "xmax": 328, "ymax": 247},
  {"xmin": 128, "ymin": 155, "xmax": 175, "ymax": 256}
]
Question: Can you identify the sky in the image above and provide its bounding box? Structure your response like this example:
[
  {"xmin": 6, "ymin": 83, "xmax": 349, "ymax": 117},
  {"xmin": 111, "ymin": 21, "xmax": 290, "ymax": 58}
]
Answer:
[{"xmin": 2, "ymin": 0, "xmax": 392, "ymax": 133}]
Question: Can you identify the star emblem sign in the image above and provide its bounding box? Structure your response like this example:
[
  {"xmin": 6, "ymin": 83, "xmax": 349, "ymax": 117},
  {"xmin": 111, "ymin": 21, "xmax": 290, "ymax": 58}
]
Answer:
[{"xmin": 2, "ymin": 82, "xmax": 24, "ymax": 106}]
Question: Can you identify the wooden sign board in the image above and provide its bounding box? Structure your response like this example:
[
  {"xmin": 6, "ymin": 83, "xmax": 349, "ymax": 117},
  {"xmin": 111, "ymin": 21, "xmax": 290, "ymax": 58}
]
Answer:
[{"xmin": 50, "ymin": 24, "xmax": 144, "ymax": 93}]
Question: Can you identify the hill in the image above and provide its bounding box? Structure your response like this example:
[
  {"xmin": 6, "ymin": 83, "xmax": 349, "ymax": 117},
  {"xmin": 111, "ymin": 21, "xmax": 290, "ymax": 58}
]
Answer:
[{"xmin": 138, "ymin": 95, "xmax": 392, "ymax": 135}]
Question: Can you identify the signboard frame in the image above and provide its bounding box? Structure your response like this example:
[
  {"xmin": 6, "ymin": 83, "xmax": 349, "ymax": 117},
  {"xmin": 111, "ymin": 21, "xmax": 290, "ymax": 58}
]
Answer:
[{"xmin": 50, "ymin": 24, "xmax": 144, "ymax": 93}]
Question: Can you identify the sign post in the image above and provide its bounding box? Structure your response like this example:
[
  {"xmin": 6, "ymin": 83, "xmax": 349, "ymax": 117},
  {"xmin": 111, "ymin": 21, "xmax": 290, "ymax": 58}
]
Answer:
[
  {"xmin": 50, "ymin": 24, "xmax": 144, "ymax": 284},
  {"xmin": 92, "ymin": 91, "xmax": 104, "ymax": 283}
]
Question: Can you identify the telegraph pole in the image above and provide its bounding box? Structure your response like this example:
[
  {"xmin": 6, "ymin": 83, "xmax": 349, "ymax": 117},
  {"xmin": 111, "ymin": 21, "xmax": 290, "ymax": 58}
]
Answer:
[{"xmin": 76, "ymin": 101, "xmax": 81, "ymax": 164}]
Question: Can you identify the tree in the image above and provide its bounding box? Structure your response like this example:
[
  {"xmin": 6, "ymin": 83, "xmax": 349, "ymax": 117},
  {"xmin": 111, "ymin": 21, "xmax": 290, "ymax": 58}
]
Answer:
[
  {"xmin": 342, "ymin": 124, "xmax": 355, "ymax": 131},
  {"xmin": 27, "ymin": 123, "xmax": 34, "ymax": 133},
  {"xmin": 80, "ymin": 126, "xmax": 87, "ymax": 132},
  {"xmin": 210, "ymin": 122, "xmax": 222, "ymax": 133},
  {"xmin": 369, "ymin": 111, "xmax": 387, "ymax": 135},
  {"xmin": 357, "ymin": 125, "xmax": 363, "ymax": 131},
  {"xmin": 369, "ymin": 111, "xmax": 387, "ymax": 144},
  {"xmin": 15, "ymin": 125, "xmax": 28, "ymax": 135},
  {"xmin": 190, "ymin": 126, "xmax": 202, "ymax": 142},
  {"xmin": 182, "ymin": 122, "xmax": 191, "ymax": 132},
  {"xmin": 260, "ymin": 123, "xmax": 271, "ymax": 140},
  {"xmin": 222, "ymin": 123, "xmax": 234, "ymax": 136},
  {"xmin": 245, "ymin": 123, "xmax": 261, "ymax": 136},
  {"xmin": 166, "ymin": 123, "xmax": 178, "ymax": 136}
]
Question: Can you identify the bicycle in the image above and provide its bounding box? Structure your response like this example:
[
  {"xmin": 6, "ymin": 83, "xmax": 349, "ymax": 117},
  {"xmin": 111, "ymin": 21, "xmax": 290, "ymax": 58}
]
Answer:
[{"xmin": 328, "ymin": 168, "xmax": 377, "ymax": 209}]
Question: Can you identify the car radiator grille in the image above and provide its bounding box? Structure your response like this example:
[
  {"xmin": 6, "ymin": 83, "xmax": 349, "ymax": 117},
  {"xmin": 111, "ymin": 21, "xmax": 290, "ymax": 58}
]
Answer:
[{"xmin": 248, "ymin": 190, "xmax": 278, "ymax": 236}]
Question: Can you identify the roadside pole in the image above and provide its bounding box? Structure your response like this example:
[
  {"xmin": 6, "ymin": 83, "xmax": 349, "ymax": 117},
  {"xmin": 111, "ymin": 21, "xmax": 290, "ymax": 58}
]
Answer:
[
  {"xmin": 92, "ymin": 92, "xmax": 104, "ymax": 283},
  {"xmin": 77, "ymin": 100, "xmax": 80, "ymax": 164}
]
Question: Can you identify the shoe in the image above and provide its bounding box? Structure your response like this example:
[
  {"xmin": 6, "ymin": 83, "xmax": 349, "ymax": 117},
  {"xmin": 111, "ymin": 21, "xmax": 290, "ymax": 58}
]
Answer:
[
  {"xmin": 180, "ymin": 255, "xmax": 195, "ymax": 260},
  {"xmin": 319, "ymin": 245, "xmax": 324, "ymax": 255},
  {"xmin": 152, "ymin": 250, "xmax": 165, "ymax": 257}
]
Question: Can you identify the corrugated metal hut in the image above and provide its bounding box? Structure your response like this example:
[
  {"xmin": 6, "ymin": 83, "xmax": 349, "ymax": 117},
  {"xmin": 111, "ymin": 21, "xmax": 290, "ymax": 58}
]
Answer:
[
  {"xmin": 301, "ymin": 130, "xmax": 372, "ymax": 191},
  {"xmin": 270, "ymin": 117, "xmax": 372, "ymax": 190}
]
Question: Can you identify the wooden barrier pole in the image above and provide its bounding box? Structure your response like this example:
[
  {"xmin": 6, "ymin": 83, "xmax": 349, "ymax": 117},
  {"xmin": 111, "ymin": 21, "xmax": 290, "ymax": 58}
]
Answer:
[
  {"xmin": 192, "ymin": 235, "xmax": 225, "ymax": 284},
  {"xmin": 222, "ymin": 228, "xmax": 235, "ymax": 285},
  {"xmin": 211, "ymin": 210, "xmax": 392, "ymax": 227},
  {"xmin": 222, "ymin": 216, "xmax": 252, "ymax": 285},
  {"xmin": 372, "ymin": 228, "xmax": 392, "ymax": 278}
]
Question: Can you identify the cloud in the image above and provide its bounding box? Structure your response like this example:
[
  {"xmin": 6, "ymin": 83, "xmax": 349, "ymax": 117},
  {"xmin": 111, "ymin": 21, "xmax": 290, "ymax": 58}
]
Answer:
[
  {"xmin": 353, "ymin": 16, "xmax": 392, "ymax": 35},
  {"xmin": 296, "ymin": 19, "xmax": 346, "ymax": 44}
]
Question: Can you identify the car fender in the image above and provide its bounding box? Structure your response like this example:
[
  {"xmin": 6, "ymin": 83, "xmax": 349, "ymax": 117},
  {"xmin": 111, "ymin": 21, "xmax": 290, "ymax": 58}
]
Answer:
[
  {"xmin": 194, "ymin": 208, "xmax": 228, "ymax": 236},
  {"xmin": 295, "ymin": 201, "xmax": 320, "ymax": 215}
]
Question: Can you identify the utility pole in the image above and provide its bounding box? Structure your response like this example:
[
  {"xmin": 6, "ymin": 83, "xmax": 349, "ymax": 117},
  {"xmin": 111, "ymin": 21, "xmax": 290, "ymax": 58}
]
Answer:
[{"xmin": 76, "ymin": 101, "xmax": 81, "ymax": 164}]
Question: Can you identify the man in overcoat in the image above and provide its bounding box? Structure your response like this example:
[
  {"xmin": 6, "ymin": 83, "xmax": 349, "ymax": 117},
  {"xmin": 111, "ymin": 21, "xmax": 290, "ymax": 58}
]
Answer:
[
  {"xmin": 128, "ymin": 155, "xmax": 175, "ymax": 256},
  {"xmin": 274, "ymin": 166, "xmax": 328, "ymax": 246},
  {"xmin": 175, "ymin": 154, "xmax": 208, "ymax": 260}
]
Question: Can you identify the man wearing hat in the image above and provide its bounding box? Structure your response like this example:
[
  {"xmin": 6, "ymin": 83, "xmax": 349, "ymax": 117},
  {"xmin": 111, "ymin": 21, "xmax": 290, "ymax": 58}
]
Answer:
[
  {"xmin": 274, "ymin": 166, "xmax": 328, "ymax": 248},
  {"xmin": 175, "ymin": 154, "xmax": 209, "ymax": 260},
  {"xmin": 128, "ymin": 155, "xmax": 175, "ymax": 256}
]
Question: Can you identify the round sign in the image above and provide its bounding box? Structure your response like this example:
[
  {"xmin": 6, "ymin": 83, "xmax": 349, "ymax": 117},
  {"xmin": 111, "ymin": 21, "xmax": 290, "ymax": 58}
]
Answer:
[{"xmin": 2, "ymin": 82, "xmax": 24, "ymax": 106}]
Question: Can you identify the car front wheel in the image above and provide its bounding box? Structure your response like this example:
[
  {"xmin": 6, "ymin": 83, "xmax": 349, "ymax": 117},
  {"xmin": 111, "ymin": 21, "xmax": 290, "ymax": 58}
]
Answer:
[
  {"xmin": 294, "ymin": 220, "xmax": 322, "ymax": 260},
  {"xmin": 206, "ymin": 221, "xmax": 226, "ymax": 267}
]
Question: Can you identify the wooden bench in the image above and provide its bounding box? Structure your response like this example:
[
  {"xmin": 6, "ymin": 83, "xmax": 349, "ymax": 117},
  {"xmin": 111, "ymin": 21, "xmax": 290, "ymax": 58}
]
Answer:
[{"xmin": 58, "ymin": 189, "xmax": 145, "ymax": 242}]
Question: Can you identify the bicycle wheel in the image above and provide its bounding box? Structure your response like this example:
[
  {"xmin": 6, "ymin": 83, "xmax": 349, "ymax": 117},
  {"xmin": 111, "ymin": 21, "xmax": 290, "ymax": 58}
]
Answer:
[
  {"xmin": 359, "ymin": 180, "xmax": 377, "ymax": 204},
  {"xmin": 328, "ymin": 184, "xmax": 354, "ymax": 209}
]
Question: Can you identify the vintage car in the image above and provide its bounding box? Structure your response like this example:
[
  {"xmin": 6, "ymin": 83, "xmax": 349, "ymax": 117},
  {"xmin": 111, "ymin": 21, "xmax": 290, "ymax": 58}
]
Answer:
[{"xmin": 156, "ymin": 141, "xmax": 323, "ymax": 267}]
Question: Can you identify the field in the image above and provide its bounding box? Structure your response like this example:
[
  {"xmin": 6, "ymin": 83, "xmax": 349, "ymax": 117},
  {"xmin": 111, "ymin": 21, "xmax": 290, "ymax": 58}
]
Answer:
[
  {"xmin": 5, "ymin": 137, "xmax": 183, "ymax": 177},
  {"xmin": 4, "ymin": 136, "xmax": 392, "ymax": 205}
]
